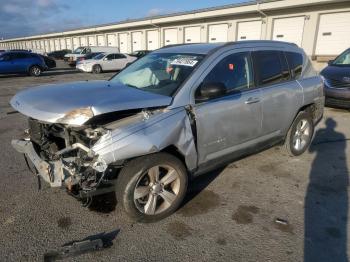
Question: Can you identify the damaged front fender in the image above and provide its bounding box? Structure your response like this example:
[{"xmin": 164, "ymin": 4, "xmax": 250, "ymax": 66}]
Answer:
[{"xmin": 92, "ymin": 107, "xmax": 198, "ymax": 171}]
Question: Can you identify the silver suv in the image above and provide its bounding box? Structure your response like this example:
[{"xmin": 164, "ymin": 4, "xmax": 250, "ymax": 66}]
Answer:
[{"xmin": 11, "ymin": 41, "xmax": 324, "ymax": 222}]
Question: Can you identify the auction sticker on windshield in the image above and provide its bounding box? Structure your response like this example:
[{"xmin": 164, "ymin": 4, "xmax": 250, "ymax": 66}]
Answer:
[{"xmin": 171, "ymin": 57, "xmax": 198, "ymax": 67}]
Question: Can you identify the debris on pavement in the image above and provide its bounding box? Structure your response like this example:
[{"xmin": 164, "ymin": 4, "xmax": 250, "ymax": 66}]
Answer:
[{"xmin": 43, "ymin": 229, "xmax": 119, "ymax": 261}]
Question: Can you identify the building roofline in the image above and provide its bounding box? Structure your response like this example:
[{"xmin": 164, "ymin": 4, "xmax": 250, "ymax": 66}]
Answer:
[{"xmin": 0, "ymin": 0, "xmax": 348, "ymax": 42}]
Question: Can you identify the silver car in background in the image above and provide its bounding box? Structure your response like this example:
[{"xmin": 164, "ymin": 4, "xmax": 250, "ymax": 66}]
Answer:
[
  {"xmin": 76, "ymin": 52, "xmax": 136, "ymax": 73},
  {"xmin": 10, "ymin": 41, "xmax": 324, "ymax": 222}
]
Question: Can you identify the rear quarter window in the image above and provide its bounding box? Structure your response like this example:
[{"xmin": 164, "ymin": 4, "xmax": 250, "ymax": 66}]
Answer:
[{"xmin": 285, "ymin": 52, "xmax": 303, "ymax": 79}]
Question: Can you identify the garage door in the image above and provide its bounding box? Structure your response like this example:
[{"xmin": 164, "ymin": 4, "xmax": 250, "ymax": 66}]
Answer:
[
  {"xmin": 44, "ymin": 40, "xmax": 50, "ymax": 52},
  {"xmin": 50, "ymin": 39, "xmax": 55, "ymax": 51},
  {"xmin": 164, "ymin": 28, "xmax": 178, "ymax": 45},
  {"xmin": 65, "ymin": 38, "xmax": 72, "ymax": 50},
  {"xmin": 119, "ymin": 33, "xmax": 128, "ymax": 53},
  {"xmin": 73, "ymin": 37, "xmax": 79, "ymax": 50},
  {"xmin": 107, "ymin": 34, "xmax": 117, "ymax": 47},
  {"xmin": 80, "ymin": 36, "xmax": 87, "ymax": 47},
  {"xmin": 316, "ymin": 12, "xmax": 350, "ymax": 56},
  {"xmin": 184, "ymin": 26, "xmax": 201, "ymax": 43},
  {"xmin": 88, "ymin": 36, "xmax": 96, "ymax": 46},
  {"xmin": 272, "ymin": 16, "xmax": 305, "ymax": 46},
  {"xmin": 132, "ymin": 31, "xmax": 142, "ymax": 51},
  {"xmin": 54, "ymin": 39, "xmax": 60, "ymax": 50},
  {"xmin": 40, "ymin": 40, "xmax": 45, "ymax": 50},
  {"xmin": 208, "ymin": 24, "xmax": 228, "ymax": 43},
  {"xmin": 147, "ymin": 30, "xmax": 159, "ymax": 50},
  {"xmin": 60, "ymin": 39, "xmax": 66, "ymax": 50},
  {"xmin": 237, "ymin": 20, "xmax": 262, "ymax": 41},
  {"xmin": 97, "ymin": 35, "xmax": 105, "ymax": 46}
]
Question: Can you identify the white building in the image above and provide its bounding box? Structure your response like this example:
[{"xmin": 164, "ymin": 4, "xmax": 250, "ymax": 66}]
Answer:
[{"xmin": 1, "ymin": 0, "xmax": 349, "ymax": 69}]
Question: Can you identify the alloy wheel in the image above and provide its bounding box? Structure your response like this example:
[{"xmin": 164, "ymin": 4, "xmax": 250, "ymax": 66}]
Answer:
[
  {"xmin": 292, "ymin": 119, "xmax": 311, "ymax": 151},
  {"xmin": 133, "ymin": 165, "xmax": 181, "ymax": 215}
]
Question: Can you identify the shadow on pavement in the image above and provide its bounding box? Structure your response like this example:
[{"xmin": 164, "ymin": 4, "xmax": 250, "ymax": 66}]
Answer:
[{"xmin": 305, "ymin": 118, "xmax": 349, "ymax": 262}]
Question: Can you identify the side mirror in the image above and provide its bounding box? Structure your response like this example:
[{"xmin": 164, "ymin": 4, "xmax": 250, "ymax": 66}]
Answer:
[
  {"xmin": 103, "ymin": 57, "xmax": 108, "ymax": 61},
  {"xmin": 328, "ymin": 60, "xmax": 334, "ymax": 65},
  {"xmin": 196, "ymin": 82, "xmax": 227, "ymax": 101}
]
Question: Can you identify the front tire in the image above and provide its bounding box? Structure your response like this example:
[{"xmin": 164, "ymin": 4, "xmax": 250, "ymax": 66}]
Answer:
[
  {"xmin": 284, "ymin": 111, "xmax": 314, "ymax": 156},
  {"xmin": 116, "ymin": 153, "xmax": 188, "ymax": 222},
  {"xmin": 29, "ymin": 65, "xmax": 42, "ymax": 76},
  {"xmin": 92, "ymin": 64, "xmax": 102, "ymax": 74}
]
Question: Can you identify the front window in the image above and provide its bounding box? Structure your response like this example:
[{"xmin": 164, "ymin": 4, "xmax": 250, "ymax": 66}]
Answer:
[
  {"xmin": 333, "ymin": 49, "xmax": 350, "ymax": 66},
  {"xmin": 110, "ymin": 53, "xmax": 205, "ymax": 96},
  {"xmin": 73, "ymin": 47, "xmax": 84, "ymax": 54}
]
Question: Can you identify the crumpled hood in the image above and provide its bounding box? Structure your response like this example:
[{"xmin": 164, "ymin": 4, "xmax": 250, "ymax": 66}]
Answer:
[{"xmin": 10, "ymin": 80, "xmax": 172, "ymax": 125}]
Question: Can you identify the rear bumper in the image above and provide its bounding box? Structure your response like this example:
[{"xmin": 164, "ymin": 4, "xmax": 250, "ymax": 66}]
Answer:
[{"xmin": 11, "ymin": 139, "xmax": 63, "ymax": 187}]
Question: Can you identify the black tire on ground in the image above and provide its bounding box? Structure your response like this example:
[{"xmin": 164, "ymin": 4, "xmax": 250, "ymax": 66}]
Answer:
[
  {"xmin": 29, "ymin": 65, "xmax": 42, "ymax": 76},
  {"xmin": 92, "ymin": 64, "xmax": 102, "ymax": 74},
  {"xmin": 284, "ymin": 111, "xmax": 314, "ymax": 156},
  {"xmin": 116, "ymin": 152, "xmax": 188, "ymax": 223}
]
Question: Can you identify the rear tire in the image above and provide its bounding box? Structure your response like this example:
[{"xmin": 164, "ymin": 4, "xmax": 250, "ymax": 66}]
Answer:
[
  {"xmin": 116, "ymin": 153, "xmax": 188, "ymax": 222},
  {"xmin": 29, "ymin": 65, "xmax": 42, "ymax": 76},
  {"xmin": 92, "ymin": 64, "xmax": 102, "ymax": 74},
  {"xmin": 284, "ymin": 111, "xmax": 314, "ymax": 156}
]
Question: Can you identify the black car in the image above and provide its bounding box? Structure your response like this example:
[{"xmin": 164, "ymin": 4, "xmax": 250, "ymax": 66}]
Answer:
[
  {"xmin": 321, "ymin": 48, "xmax": 350, "ymax": 109},
  {"xmin": 39, "ymin": 54, "xmax": 56, "ymax": 69},
  {"xmin": 47, "ymin": 49, "xmax": 71, "ymax": 60},
  {"xmin": 129, "ymin": 50, "xmax": 151, "ymax": 59}
]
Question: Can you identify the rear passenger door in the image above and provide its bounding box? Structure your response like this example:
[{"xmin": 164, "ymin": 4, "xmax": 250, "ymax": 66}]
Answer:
[
  {"xmin": 113, "ymin": 54, "xmax": 128, "ymax": 70},
  {"xmin": 252, "ymin": 50, "xmax": 303, "ymax": 137}
]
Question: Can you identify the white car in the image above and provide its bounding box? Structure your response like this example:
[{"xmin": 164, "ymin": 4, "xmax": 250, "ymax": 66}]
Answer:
[{"xmin": 76, "ymin": 53, "xmax": 136, "ymax": 73}]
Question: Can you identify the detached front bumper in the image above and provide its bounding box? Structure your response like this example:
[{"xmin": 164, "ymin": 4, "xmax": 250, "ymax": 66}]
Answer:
[{"xmin": 11, "ymin": 139, "xmax": 63, "ymax": 187}]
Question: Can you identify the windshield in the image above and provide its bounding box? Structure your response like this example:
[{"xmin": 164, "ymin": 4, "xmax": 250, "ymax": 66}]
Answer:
[
  {"xmin": 73, "ymin": 47, "xmax": 84, "ymax": 54},
  {"xmin": 332, "ymin": 49, "xmax": 350, "ymax": 66},
  {"xmin": 110, "ymin": 53, "xmax": 204, "ymax": 96},
  {"xmin": 93, "ymin": 53, "xmax": 105, "ymax": 60}
]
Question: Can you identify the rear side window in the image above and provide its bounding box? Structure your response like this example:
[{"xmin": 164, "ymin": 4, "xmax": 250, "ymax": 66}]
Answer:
[
  {"xmin": 285, "ymin": 52, "xmax": 303, "ymax": 79},
  {"xmin": 12, "ymin": 52, "xmax": 30, "ymax": 59},
  {"xmin": 253, "ymin": 51, "xmax": 290, "ymax": 86},
  {"xmin": 115, "ymin": 54, "xmax": 126, "ymax": 59}
]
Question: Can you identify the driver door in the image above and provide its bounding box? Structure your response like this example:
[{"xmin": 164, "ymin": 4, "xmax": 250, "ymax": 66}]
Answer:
[{"xmin": 193, "ymin": 51, "xmax": 263, "ymax": 166}]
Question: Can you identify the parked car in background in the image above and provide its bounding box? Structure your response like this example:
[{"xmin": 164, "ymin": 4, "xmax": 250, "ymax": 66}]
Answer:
[
  {"xmin": 47, "ymin": 49, "xmax": 71, "ymax": 60},
  {"xmin": 76, "ymin": 52, "xmax": 136, "ymax": 73},
  {"xmin": 10, "ymin": 41, "xmax": 324, "ymax": 222},
  {"xmin": 321, "ymin": 48, "xmax": 350, "ymax": 109},
  {"xmin": 39, "ymin": 54, "xmax": 56, "ymax": 69},
  {"xmin": 0, "ymin": 51, "xmax": 47, "ymax": 76},
  {"xmin": 129, "ymin": 50, "xmax": 151, "ymax": 59},
  {"xmin": 64, "ymin": 46, "xmax": 120, "ymax": 66},
  {"xmin": 76, "ymin": 52, "xmax": 103, "ymax": 64}
]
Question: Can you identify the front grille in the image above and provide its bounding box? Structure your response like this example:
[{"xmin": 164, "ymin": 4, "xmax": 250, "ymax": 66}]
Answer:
[{"xmin": 327, "ymin": 79, "xmax": 350, "ymax": 89}]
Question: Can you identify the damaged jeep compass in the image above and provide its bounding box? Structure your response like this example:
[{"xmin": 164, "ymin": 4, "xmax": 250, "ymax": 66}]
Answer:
[{"xmin": 11, "ymin": 41, "xmax": 324, "ymax": 222}]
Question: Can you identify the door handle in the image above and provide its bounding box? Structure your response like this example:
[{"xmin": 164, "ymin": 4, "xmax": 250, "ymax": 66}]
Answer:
[{"xmin": 245, "ymin": 97, "xmax": 260, "ymax": 104}]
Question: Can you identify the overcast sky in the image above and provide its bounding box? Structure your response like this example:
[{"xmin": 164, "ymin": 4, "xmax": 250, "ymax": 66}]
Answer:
[{"xmin": 0, "ymin": 0, "xmax": 246, "ymax": 39}]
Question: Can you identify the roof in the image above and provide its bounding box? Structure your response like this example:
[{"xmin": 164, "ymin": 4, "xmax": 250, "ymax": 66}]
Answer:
[
  {"xmin": 156, "ymin": 43, "xmax": 225, "ymax": 54},
  {"xmin": 154, "ymin": 41, "xmax": 299, "ymax": 54}
]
